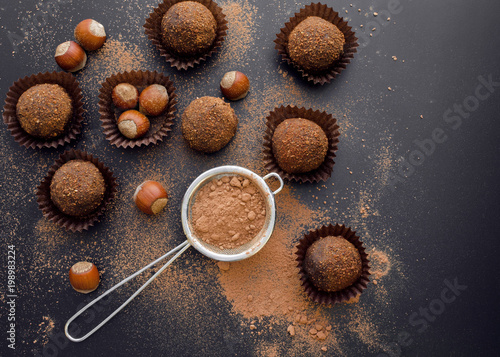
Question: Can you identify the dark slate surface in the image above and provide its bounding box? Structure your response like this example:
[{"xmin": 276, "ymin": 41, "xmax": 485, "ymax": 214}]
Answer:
[{"xmin": 1, "ymin": 0, "xmax": 499, "ymax": 356}]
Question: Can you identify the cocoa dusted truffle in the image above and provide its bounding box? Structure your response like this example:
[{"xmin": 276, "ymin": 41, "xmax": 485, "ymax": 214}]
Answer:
[
  {"xmin": 272, "ymin": 118, "xmax": 328, "ymax": 174},
  {"xmin": 50, "ymin": 160, "xmax": 106, "ymax": 217},
  {"xmin": 182, "ymin": 96, "xmax": 238, "ymax": 153},
  {"xmin": 161, "ymin": 1, "xmax": 217, "ymax": 57},
  {"xmin": 304, "ymin": 236, "xmax": 362, "ymax": 292},
  {"xmin": 288, "ymin": 16, "xmax": 345, "ymax": 72},
  {"xmin": 16, "ymin": 84, "xmax": 72, "ymax": 139}
]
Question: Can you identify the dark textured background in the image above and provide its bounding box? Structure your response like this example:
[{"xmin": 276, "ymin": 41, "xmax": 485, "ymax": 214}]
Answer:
[{"xmin": 1, "ymin": 0, "xmax": 499, "ymax": 356}]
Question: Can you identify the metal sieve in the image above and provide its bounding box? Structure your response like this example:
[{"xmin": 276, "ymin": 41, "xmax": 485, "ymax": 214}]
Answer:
[{"xmin": 65, "ymin": 166, "xmax": 283, "ymax": 342}]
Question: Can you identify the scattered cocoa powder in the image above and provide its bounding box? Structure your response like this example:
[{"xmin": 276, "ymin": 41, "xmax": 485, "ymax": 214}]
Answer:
[
  {"xmin": 33, "ymin": 316, "xmax": 55, "ymax": 346},
  {"xmin": 218, "ymin": 0, "xmax": 259, "ymax": 65},
  {"xmin": 217, "ymin": 261, "xmax": 230, "ymax": 271},
  {"xmin": 216, "ymin": 184, "xmax": 323, "ymax": 318},
  {"xmin": 370, "ymin": 250, "xmax": 392, "ymax": 280},
  {"xmin": 191, "ymin": 175, "xmax": 266, "ymax": 249}
]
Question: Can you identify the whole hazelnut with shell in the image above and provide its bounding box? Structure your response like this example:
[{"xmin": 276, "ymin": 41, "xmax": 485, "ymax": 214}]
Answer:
[
  {"xmin": 139, "ymin": 84, "xmax": 169, "ymax": 117},
  {"xmin": 69, "ymin": 261, "xmax": 100, "ymax": 294},
  {"xmin": 117, "ymin": 110, "xmax": 150, "ymax": 139},
  {"xmin": 74, "ymin": 19, "xmax": 107, "ymax": 51},
  {"xmin": 134, "ymin": 180, "xmax": 168, "ymax": 215},
  {"xmin": 112, "ymin": 83, "xmax": 139, "ymax": 110},
  {"xmin": 220, "ymin": 71, "xmax": 250, "ymax": 101},
  {"xmin": 55, "ymin": 41, "xmax": 87, "ymax": 72}
]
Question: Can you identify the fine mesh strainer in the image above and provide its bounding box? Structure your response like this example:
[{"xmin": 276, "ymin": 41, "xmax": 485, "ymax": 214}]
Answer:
[{"xmin": 65, "ymin": 166, "xmax": 283, "ymax": 342}]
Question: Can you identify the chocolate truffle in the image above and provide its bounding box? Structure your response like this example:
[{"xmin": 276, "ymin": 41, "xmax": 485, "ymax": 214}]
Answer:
[
  {"xmin": 182, "ymin": 96, "xmax": 238, "ymax": 153},
  {"xmin": 272, "ymin": 118, "xmax": 328, "ymax": 174},
  {"xmin": 304, "ymin": 236, "xmax": 362, "ymax": 292},
  {"xmin": 288, "ymin": 16, "xmax": 345, "ymax": 72},
  {"xmin": 161, "ymin": 1, "xmax": 217, "ymax": 57},
  {"xmin": 16, "ymin": 84, "xmax": 72, "ymax": 139},
  {"xmin": 50, "ymin": 160, "xmax": 106, "ymax": 217}
]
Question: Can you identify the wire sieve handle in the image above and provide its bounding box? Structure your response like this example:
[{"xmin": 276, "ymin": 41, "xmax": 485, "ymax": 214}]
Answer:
[
  {"xmin": 65, "ymin": 240, "xmax": 191, "ymax": 343},
  {"xmin": 262, "ymin": 172, "xmax": 284, "ymax": 195}
]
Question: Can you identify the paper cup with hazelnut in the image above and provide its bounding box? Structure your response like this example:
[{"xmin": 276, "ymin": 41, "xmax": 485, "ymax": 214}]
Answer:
[
  {"xmin": 98, "ymin": 70, "xmax": 177, "ymax": 148},
  {"xmin": 262, "ymin": 105, "xmax": 340, "ymax": 183},
  {"xmin": 144, "ymin": 0, "xmax": 228, "ymax": 70},
  {"xmin": 274, "ymin": 3, "xmax": 358, "ymax": 85},
  {"xmin": 295, "ymin": 223, "xmax": 370, "ymax": 305},
  {"xmin": 36, "ymin": 149, "xmax": 117, "ymax": 232},
  {"xmin": 3, "ymin": 71, "xmax": 85, "ymax": 149}
]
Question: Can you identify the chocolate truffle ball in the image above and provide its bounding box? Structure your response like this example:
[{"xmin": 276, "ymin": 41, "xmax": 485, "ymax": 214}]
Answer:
[
  {"xmin": 50, "ymin": 160, "xmax": 106, "ymax": 217},
  {"xmin": 288, "ymin": 16, "xmax": 345, "ymax": 72},
  {"xmin": 272, "ymin": 118, "xmax": 328, "ymax": 174},
  {"xmin": 16, "ymin": 84, "xmax": 73, "ymax": 139},
  {"xmin": 304, "ymin": 236, "xmax": 362, "ymax": 292},
  {"xmin": 161, "ymin": 1, "xmax": 217, "ymax": 57},
  {"xmin": 182, "ymin": 96, "xmax": 238, "ymax": 153}
]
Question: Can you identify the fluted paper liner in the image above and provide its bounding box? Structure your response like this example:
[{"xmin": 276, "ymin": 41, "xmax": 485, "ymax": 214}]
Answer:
[
  {"xmin": 263, "ymin": 105, "xmax": 339, "ymax": 183},
  {"xmin": 274, "ymin": 2, "xmax": 358, "ymax": 85},
  {"xmin": 144, "ymin": 0, "xmax": 228, "ymax": 70},
  {"xmin": 3, "ymin": 71, "xmax": 84, "ymax": 149},
  {"xmin": 98, "ymin": 70, "xmax": 177, "ymax": 148},
  {"xmin": 36, "ymin": 149, "xmax": 118, "ymax": 232},
  {"xmin": 295, "ymin": 224, "xmax": 370, "ymax": 305}
]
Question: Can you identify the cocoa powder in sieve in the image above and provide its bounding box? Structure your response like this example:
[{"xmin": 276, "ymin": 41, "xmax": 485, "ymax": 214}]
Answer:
[{"xmin": 191, "ymin": 175, "xmax": 266, "ymax": 249}]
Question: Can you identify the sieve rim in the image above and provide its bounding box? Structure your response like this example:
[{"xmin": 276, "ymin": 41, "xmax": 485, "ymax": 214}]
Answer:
[{"xmin": 181, "ymin": 165, "xmax": 281, "ymax": 262}]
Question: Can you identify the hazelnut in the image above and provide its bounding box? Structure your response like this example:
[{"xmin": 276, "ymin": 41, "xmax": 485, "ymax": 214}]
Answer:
[
  {"xmin": 133, "ymin": 180, "xmax": 168, "ymax": 215},
  {"xmin": 220, "ymin": 71, "xmax": 250, "ymax": 100},
  {"xmin": 112, "ymin": 83, "xmax": 139, "ymax": 110},
  {"xmin": 74, "ymin": 19, "xmax": 106, "ymax": 51},
  {"xmin": 55, "ymin": 41, "xmax": 87, "ymax": 72},
  {"xmin": 69, "ymin": 261, "xmax": 100, "ymax": 294},
  {"xmin": 117, "ymin": 110, "xmax": 150, "ymax": 139},
  {"xmin": 139, "ymin": 84, "xmax": 169, "ymax": 116}
]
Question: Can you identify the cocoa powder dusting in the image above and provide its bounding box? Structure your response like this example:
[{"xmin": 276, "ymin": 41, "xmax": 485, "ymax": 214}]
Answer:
[
  {"xmin": 218, "ymin": 0, "xmax": 259, "ymax": 64},
  {"xmin": 217, "ymin": 184, "xmax": 323, "ymax": 318},
  {"xmin": 33, "ymin": 316, "xmax": 55, "ymax": 346},
  {"xmin": 191, "ymin": 175, "xmax": 266, "ymax": 249}
]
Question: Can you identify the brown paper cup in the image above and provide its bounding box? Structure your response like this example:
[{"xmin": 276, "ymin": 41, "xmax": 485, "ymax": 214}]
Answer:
[
  {"xmin": 295, "ymin": 223, "xmax": 370, "ymax": 305},
  {"xmin": 98, "ymin": 70, "xmax": 177, "ymax": 148},
  {"xmin": 144, "ymin": 0, "xmax": 228, "ymax": 70},
  {"xmin": 263, "ymin": 105, "xmax": 339, "ymax": 183},
  {"xmin": 2, "ymin": 71, "xmax": 84, "ymax": 149},
  {"xmin": 36, "ymin": 149, "xmax": 118, "ymax": 232},
  {"xmin": 274, "ymin": 2, "xmax": 358, "ymax": 85}
]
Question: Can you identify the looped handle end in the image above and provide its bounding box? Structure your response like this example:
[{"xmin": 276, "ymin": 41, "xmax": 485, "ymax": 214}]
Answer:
[
  {"xmin": 262, "ymin": 172, "xmax": 284, "ymax": 195},
  {"xmin": 64, "ymin": 240, "xmax": 191, "ymax": 343}
]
